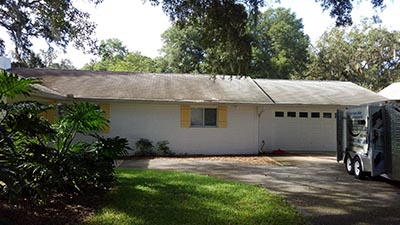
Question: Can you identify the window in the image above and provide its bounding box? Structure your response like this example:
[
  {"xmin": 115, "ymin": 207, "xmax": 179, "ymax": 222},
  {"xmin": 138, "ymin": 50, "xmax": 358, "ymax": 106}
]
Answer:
[
  {"xmin": 323, "ymin": 112, "xmax": 332, "ymax": 118},
  {"xmin": 275, "ymin": 111, "xmax": 284, "ymax": 117},
  {"xmin": 299, "ymin": 112, "xmax": 308, "ymax": 118},
  {"xmin": 287, "ymin": 112, "xmax": 296, "ymax": 117},
  {"xmin": 191, "ymin": 108, "xmax": 217, "ymax": 127},
  {"xmin": 311, "ymin": 112, "xmax": 320, "ymax": 118}
]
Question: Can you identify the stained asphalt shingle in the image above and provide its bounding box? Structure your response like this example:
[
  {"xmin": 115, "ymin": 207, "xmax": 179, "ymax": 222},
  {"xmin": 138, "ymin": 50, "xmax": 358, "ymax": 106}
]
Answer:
[
  {"xmin": 9, "ymin": 68, "xmax": 271, "ymax": 104},
  {"xmin": 9, "ymin": 68, "xmax": 386, "ymax": 106},
  {"xmin": 254, "ymin": 79, "xmax": 386, "ymax": 105}
]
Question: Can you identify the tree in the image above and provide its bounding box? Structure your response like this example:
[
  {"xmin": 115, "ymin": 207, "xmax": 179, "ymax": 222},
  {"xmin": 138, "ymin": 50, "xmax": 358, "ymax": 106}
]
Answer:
[
  {"xmin": 250, "ymin": 8, "xmax": 310, "ymax": 79},
  {"xmin": 83, "ymin": 39, "xmax": 161, "ymax": 72},
  {"xmin": 154, "ymin": 0, "xmax": 253, "ymax": 75},
  {"xmin": 0, "ymin": 0, "xmax": 101, "ymax": 65},
  {"xmin": 316, "ymin": 0, "xmax": 385, "ymax": 26},
  {"xmin": 160, "ymin": 7, "xmax": 309, "ymax": 78},
  {"xmin": 302, "ymin": 20, "xmax": 400, "ymax": 91},
  {"xmin": 83, "ymin": 39, "xmax": 129, "ymax": 71},
  {"xmin": 38, "ymin": 48, "xmax": 76, "ymax": 70},
  {"xmin": 160, "ymin": 25, "xmax": 205, "ymax": 73},
  {"xmin": 109, "ymin": 52, "xmax": 160, "ymax": 72},
  {"xmin": 148, "ymin": 0, "xmax": 386, "ymax": 27},
  {"xmin": 97, "ymin": 38, "xmax": 129, "ymax": 61}
]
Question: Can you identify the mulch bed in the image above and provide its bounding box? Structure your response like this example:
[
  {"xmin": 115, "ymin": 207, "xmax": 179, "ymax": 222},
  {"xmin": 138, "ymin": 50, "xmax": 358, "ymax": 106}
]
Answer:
[{"xmin": 0, "ymin": 190, "xmax": 106, "ymax": 225}]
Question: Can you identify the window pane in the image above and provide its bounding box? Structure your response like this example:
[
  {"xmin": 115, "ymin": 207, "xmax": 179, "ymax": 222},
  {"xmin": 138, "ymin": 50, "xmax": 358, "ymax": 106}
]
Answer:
[
  {"xmin": 275, "ymin": 111, "xmax": 284, "ymax": 117},
  {"xmin": 287, "ymin": 112, "xmax": 296, "ymax": 117},
  {"xmin": 191, "ymin": 108, "xmax": 203, "ymax": 126},
  {"xmin": 204, "ymin": 108, "xmax": 217, "ymax": 126},
  {"xmin": 311, "ymin": 112, "xmax": 320, "ymax": 118},
  {"xmin": 323, "ymin": 112, "xmax": 332, "ymax": 118},
  {"xmin": 299, "ymin": 112, "xmax": 308, "ymax": 118}
]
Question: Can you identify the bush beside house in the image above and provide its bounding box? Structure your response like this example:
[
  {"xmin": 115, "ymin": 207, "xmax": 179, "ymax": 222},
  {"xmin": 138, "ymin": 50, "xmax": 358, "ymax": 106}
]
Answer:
[{"xmin": 0, "ymin": 70, "xmax": 130, "ymax": 204}]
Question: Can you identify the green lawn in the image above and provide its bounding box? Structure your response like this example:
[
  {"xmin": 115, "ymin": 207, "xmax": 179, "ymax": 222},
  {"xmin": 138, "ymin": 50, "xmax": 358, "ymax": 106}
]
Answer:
[{"xmin": 84, "ymin": 168, "xmax": 308, "ymax": 225}]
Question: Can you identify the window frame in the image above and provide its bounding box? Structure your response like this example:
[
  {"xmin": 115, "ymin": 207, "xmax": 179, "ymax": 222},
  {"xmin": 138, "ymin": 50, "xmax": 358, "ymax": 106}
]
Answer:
[
  {"xmin": 311, "ymin": 112, "xmax": 320, "ymax": 118},
  {"xmin": 190, "ymin": 107, "xmax": 218, "ymax": 127},
  {"xmin": 299, "ymin": 112, "xmax": 308, "ymax": 118},
  {"xmin": 275, "ymin": 111, "xmax": 284, "ymax": 118},
  {"xmin": 287, "ymin": 112, "xmax": 296, "ymax": 118},
  {"xmin": 323, "ymin": 112, "xmax": 332, "ymax": 118}
]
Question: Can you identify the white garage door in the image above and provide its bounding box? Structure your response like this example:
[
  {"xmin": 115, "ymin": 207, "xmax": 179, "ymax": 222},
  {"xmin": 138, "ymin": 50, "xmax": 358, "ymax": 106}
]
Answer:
[{"xmin": 261, "ymin": 107, "xmax": 337, "ymax": 152}]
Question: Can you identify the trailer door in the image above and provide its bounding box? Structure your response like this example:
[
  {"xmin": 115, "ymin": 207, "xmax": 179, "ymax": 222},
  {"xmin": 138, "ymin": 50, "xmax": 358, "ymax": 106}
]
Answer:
[
  {"xmin": 336, "ymin": 109, "xmax": 344, "ymax": 162},
  {"xmin": 369, "ymin": 106, "xmax": 386, "ymax": 176}
]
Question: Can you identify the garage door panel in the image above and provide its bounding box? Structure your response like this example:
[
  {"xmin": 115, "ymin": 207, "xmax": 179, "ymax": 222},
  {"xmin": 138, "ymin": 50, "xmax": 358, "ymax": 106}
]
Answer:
[{"xmin": 266, "ymin": 112, "xmax": 336, "ymax": 151}]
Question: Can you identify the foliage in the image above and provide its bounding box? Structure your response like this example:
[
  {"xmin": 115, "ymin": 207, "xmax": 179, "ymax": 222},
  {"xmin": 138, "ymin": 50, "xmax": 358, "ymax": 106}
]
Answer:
[
  {"xmin": 84, "ymin": 168, "xmax": 308, "ymax": 225},
  {"xmin": 149, "ymin": 0, "xmax": 385, "ymax": 27},
  {"xmin": 160, "ymin": 25, "xmax": 204, "ymax": 73},
  {"xmin": 98, "ymin": 38, "xmax": 129, "ymax": 61},
  {"xmin": 301, "ymin": 20, "xmax": 400, "ymax": 91},
  {"xmin": 0, "ymin": 71, "xmax": 130, "ymax": 203},
  {"xmin": 0, "ymin": 70, "xmax": 37, "ymax": 99},
  {"xmin": 200, "ymin": 1, "xmax": 252, "ymax": 75},
  {"xmin": 37, "ymin": 48, "xmax": 76, "ymax": 70},
  {"xmin": 156, "ymin": 140, "xmax": 174, "ymax": 156},
  {"xmin": 250, "ymin": 7, "xmax": 310, "ymax": 79},
  {"xmin": 160, "ymin": 7, "xmax": 309, "ymax": 78},
  {"xmin": 134, "ymin": 139, "xmax": 174, "ymax": 156},
  {"xmin": 82, "ymin": 39, "xmax": 161, "ymax": 72},
  {"xmin": 0, "ymin": 0, "xmax": 101, "ymax": 65},
  {"xmin": 135, "ymin": 138, "xmax": 155, "ymax": 156},
  {"xmin": 316, "ymin": 0, "xmax": 385, "ymax": 26},
  {"xmin": 158, "ymin": 1, "xmax": 252, "ymax": 75}
]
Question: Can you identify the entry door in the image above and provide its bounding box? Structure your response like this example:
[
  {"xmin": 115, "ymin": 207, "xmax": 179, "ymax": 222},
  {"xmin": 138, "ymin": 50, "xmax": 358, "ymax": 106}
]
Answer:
[{"xmin": 369, "ymin": 106, "xmax": 386, "ymax": 176}]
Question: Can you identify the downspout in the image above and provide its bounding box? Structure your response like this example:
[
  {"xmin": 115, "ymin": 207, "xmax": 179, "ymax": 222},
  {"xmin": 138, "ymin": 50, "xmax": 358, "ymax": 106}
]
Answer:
[
  {"xmin": 252, "ymin": 79, "xmax": 274, "ymax": 154},
  {"xmin": 257, "ymin": 106, "xmax": 265, "ymax": 154}
]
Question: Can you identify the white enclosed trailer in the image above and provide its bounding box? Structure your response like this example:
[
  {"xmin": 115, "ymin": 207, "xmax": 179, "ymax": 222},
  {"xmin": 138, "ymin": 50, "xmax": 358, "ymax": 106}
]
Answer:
[{"xmin": 337, "ymin": 101, "xmax": 400, "ymax": 180}]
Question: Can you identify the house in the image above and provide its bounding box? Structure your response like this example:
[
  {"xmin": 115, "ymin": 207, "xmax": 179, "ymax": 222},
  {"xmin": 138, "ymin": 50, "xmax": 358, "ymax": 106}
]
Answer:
[
  {"xmin": 5, "ymin": 65, "xmax": 386, "ymax": 155},
  {"xmin": 378, "ymin": 82, "xmax": 400, "ymax": 100}
]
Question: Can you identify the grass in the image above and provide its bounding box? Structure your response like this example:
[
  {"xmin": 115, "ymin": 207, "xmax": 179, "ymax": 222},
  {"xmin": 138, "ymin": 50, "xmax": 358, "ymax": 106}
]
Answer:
[{"xmin": 84, "ymin": 168, "xmax": 308, "ymax": 225}]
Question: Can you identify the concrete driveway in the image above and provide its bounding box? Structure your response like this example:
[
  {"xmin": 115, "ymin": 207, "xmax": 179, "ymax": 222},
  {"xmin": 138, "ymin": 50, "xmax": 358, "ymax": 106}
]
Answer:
[{"xmin": 120, "ymin": 154, "xmax": 400, "ymax": 225}]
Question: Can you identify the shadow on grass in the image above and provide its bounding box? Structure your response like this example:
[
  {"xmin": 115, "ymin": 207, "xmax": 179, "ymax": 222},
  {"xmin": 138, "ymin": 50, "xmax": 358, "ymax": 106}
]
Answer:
[
  {"xmin": 120, "ymin": 158, "xmax": 400, "ymax": 225},
  {"xmin": 85, "ymin": 168, "xmax": 307, "ymax": 225}
]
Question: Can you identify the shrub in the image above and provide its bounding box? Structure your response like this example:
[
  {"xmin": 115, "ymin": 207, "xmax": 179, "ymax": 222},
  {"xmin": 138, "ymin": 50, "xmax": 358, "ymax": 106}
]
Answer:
[
  {"xmin": 156, "ymin": 140, "xmax": 174, "ymax": 156},
  {"xmin": 0, "ymin": 71, "xmax": 130, "ymax": 203},
  {"xmin": 135, "ymin": 138, "xmax": 155, "ymax": 156},
  {"xmin": 134, "ymin": 139, "xmax": 175, "ymax": 156}
]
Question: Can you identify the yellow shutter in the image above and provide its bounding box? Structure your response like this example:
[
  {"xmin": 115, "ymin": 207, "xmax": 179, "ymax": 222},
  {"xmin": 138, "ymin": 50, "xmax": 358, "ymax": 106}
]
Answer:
[
  {"xmin": 181, "ymin": 105, "xmax": 191, "ymax": 128},
  {"xmin": 40, "ymin": 101, "xmax": 57, "ymax": 123},
  {"xmin": 217, "ymin": 105, "xmax": 227, "ymax": 128},
  {"xmin": 44, "ymin": 108, "xmax": 57, "ymax": 123},
  {"xmin": 99, "ymin": 104, "xmax": 110, "ymax": 133}
]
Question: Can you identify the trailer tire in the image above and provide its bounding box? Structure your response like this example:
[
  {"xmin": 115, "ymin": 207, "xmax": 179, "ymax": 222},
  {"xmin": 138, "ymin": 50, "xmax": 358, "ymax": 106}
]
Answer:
[
  {"xmin": 344, "ymin": 154, "xmax": 354, "ymax": 175},
  {"xmin": 353, "ymin": 156, "xmax": 365, "ymax": 179}
]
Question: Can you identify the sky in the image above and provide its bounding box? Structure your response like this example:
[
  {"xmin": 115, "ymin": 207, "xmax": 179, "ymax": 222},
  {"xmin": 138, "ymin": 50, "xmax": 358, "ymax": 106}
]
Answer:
[{"xmin": 3, "ymin": 0, "xmax": 400, "ymax": 68}]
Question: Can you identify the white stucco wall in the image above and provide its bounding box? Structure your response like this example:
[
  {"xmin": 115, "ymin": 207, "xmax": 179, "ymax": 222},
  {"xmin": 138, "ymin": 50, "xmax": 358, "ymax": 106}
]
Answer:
[
  {"xmin": 107, "ymin": 102, "xmax": 259, "ymax": 155},
  {"xmin": 259, "ymin": 105, "xmax": 341, "ymax": 152}
]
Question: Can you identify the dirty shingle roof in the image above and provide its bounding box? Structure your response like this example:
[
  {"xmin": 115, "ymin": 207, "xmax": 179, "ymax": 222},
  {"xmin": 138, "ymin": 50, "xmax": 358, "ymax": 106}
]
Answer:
[
  {"xmin": 378, "ymin": 82, "xmax": 400, "ymax": 100},
  {"xmin": 9, "ymin": 68, "xmax": 386, "ymax": 105},
  {"xmin": 254, "ymin": 79, "xmax": 386, "ymax": 105},
  {"xmin": 9, "ymin": 68, "xmax": 272, "ymax": 104}
]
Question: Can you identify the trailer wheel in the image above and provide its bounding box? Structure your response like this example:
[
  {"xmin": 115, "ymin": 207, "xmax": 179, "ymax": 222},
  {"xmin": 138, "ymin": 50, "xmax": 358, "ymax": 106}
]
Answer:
[
  {"xmin": 353, "ymin": 156, "xmax": 365, "ymax": 179},
  {"xmin": 344, "ymin": 154, "xmax": 354, "ymax": 175}
]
